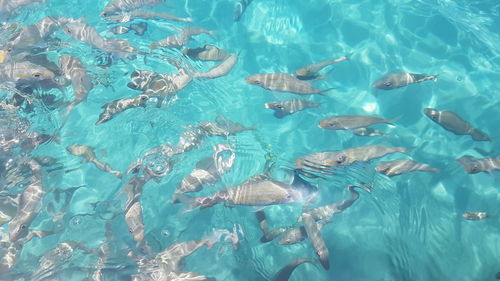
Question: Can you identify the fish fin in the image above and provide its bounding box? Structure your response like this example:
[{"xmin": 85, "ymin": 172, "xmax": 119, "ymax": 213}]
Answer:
[
  {"xmin": 386, "ymin": 114, "xmax": 403, "ymax": 126},
  {"xmin": 318, "ymin": 87, "xmax": 337, "ymax": 94},
  {"xmin": 273, "ymin": 112, "xmax": 285, "ymax": 118}
]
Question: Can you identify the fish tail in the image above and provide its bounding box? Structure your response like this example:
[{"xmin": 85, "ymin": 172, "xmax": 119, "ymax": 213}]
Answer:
[
  {"xmin": 430, "ymin": 74, "xmax": 439, "ymax": 81},
  {"xmin": 318, "ymin": 87, "xmax": 337, "ymax": 95}
]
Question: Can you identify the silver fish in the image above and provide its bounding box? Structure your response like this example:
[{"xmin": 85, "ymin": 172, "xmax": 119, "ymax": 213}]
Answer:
[
  {"xmin": 66, "ymin": 144, "xmax": 122, "ymax": 178},
  {"xmin": 295, "ymin": 55, "xmax": 349, "ymax": 80},
  {"xmin": 183, "ymin": 45, "xmax": 230, "ymax": 61},
  {"xmin": 375, "ymin": 159, "xmax": 438, "ymax": 177},
  {"xmin": 273, "ymin": 258, "xmax": 317, "ymax": 281},
  {"xmin": 150, "ymin": 27, "xmax": 213, "ymax": 49},
  {"xmin": 372, "ymin": 73, "xmax": 437, "ymax": 90},
  {"xmin": 463, "ymin": 212, "xmax": 488, "ymax": 220},
  {"xmin": 59, "ymin": 55, "xmax": 93, "ymax": 115},
  {"xmin": 301, "ymin": 213, "xmax": 329, "ymax": 270},
  {"xmin": 279, "ymin": 225, "xmax": 309, "ymax": 245},
  {"xmin": 0, "ymin": 61, "xmax": 55, "ymax": 84},
  {"xmin": 96, "ymin": 94, "xmax": 149, "ymax": 125},
  {"xmin": 101, "ymin": 0, "xmax": 164, "ymax": 16},
  {"xmin": 457, "ymin": 155, "xmax": 500, "ymax": 174},
  {"xmin": 265, "ymin": 99, "xmax": 320, "ymax": 118},
  {"xmin": 104, "ymin": 9, "xmax": 192, "ymax": 23},
  {"xmin": 234, "ymin": 0, "xmax": 252, "ymax": 21},
  {"xmin": 319, "ymin": 115, "xmax": 392, "ymax": 130},
  {"xmin": 352, "ymin": 127, "xmax": 386, "ymax": 137},
  {"xmin": 107, "ymin": 25, "xmax": 130, "ymax": 34},
  {"xmin": 194, "ymin": 53, "xmax": 238, "ymax": 79},
  {"xmin": 424, "ymin": 108, "xmax": 490, "ymax": 141},
  {"xmin": 175, "ymin": 144, "xmax": 235, "ymax": 195},
  {"xmin": 127, "ymin": 69, "xmax": 192, "ymax": 99},
  {"xmin": 9, "ymin": 160, "xmax": 44, "ymax": 242},
  {"xmin": 245, "ymin": 73, "xmax": 334, "ymax": 95},
  {"xmin": 296, "ymin": 145, "xmax": 406, "ymax": 173}
]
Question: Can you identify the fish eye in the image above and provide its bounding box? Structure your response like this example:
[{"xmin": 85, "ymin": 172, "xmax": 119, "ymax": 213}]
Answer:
[
  {"xmin": 32, "ymin": 73, "xmax": 42, "ymax": 78},
  {"xmin": 276, "ymin": 104, "xmax": 283, "ymax": 109},
  {"xmin": 336, "ymin": 155, "xmax": 347, "ymax": 164},
  {"xmin": 20, "ymin": 224, "xmax": 26, "ymax": 229},
  {"xmin": 470, "ymin": 164, "xmax": 479, "ymax": 173}
]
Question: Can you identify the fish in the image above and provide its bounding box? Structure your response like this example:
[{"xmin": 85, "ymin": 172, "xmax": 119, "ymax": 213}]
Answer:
[
  {"xmin": 194, "ymin": 53, "xmax": 238, "ymax": 79},
  {"xmin": 199, "ymin": 115, "xmax": 255, "ymax": 137},
  {"xmin": 174, "ymin": 144, "xmax": 235, "ymax": 195},
  {"xmin": 9, "ymin": 160, "xmax": 44, "ymax": 242},
  {"xmin": 108, "ymin": 25, "xmax": 130, "ymax": 34},
  {"xmin": 273, "ymin": 258, "xmax": 317, "ymax": 281},
  {"xmin": 245, "ymin": 73, "xmax": 334, "ymax": 95},
  {"xmin": 296, "ymin": 145, "xmax": 406, "ymax": 173},
  {"xmin": 255, "ymin": 210, "xmax": 288, "ymax": 243},
  {"xmin": 183, "ymin": 45, "xmax": 230, "ymax": 61},
  {"xmin": 234, "ymin": 0, "xmax": 253, "ymax": 21},
  {"xmin": 103, "ymin": 9, "xmax": 192, "ymax": 23},
  {"xmin": 150, "ymin": 27, "xmax": 213, "ymax": 49},
  {"xmin": 96, "ymin": 94, "xmax": 149, "ymax": 125},
  {"xmin": 0, "ymin": 61, "xmax": 55, "ymax": 84},
  {"xmin": 375, "ymin": 159, "xmax": 438, "ymax": 177},
  {"xmin": 295, "ymin": 55, "xmax": 349, "ymax": 80},
  {"xmin": 127, "ymin": 69, "xmax": 192, "ymax": 99},
  {"xmin": 351, "ymin": 127, "xmax": 386, "ymax": 137},
  {"xmin": 173, "ymin": 179, "xmax": 301, "ymax": 210},
  {"xmin": 59, "ymin": 55, "xmax": 93, "ymax": 116},
  {"xmin": 66, "ymin": 144, "xmax": 122, "ymax": 178},
  {"xmin": 301, "ymin": 213, "xmax": 329, "ymax": 269},
  {"xmin": 424, "ymin": 108, "xmax": 490, "ymax": 141},
  {"xmin": 101, "ymin": 0, "xmax": 164, "ymax": 17},
  {"xmin": 265, "ymin": 99, "xmax": 320, "ymax": 118},
  {"xmin": 463, "ymin": 212, "xmax": 488, "ymax": 220},
  {"xmin": 372, "ymin": 73, "xmax": 437, "ymax": 90},
  {"xmin": 456, "ymin": 155, "xmax": 500, "ymax": 174},
  {"xmin": 319, "ymin": 115, "xmax": 393, "ymax": 130}
]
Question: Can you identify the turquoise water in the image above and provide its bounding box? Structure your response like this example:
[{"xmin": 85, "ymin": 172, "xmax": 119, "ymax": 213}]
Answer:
[{"xmin": 1, "ymin": 0, "xmax": 499, "ymax": 280}]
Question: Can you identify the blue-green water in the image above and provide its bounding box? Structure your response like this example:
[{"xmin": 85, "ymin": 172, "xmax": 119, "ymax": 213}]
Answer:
[{"xmin": 1, "ymin": 0, "xmax": 499, "ymax": 280}]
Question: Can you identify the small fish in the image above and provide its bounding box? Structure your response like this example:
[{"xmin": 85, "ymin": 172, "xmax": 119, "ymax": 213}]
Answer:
[
  {"xmin": 150, "ymin": 27, "xmax": 213, "ymax": 49},
  {"xmin": 424, "ymin": 108, "xmax": 490, "ymax": 141},
  {"xmin": 96, "ymin": 94, "xmax": 149, "ymax": 125},
  {"xmin": 100, "ymin": 0, "xmax": 164, "ymax": 17},
  {"xmin": 265, "ymin": 99, "xmax": 320, "ymax": 118},
  {"xmin": 130, "ymin": 22, "xmax": 147, "ymax": 35},
  {"xmin": 302, "ymin": 213, "xmax": 329, "ymax": 270},
  {"xmin": 128, "ymin": 69, "xmax": 192, "ymax": 98},
  {"xmin": 108, "ymin": 25, "xmax": 130, "ymax": 34},
  {"xmin": 295, "ymin": 55, "xmax": 349, "ymax": 80},
  {"xmin": 375, "ymin": 159, "xmax": 438, "ymax": 177},
  {"xmin": 463, "ymin": 212, "xmax": 488, "ymax": 220},
  {"xmin": 457, "ymin": 155, "xmax": 500, "ymax": 174},
  {"xmin": 194, "ymin": 53, "xmax": 238, "ymax": 79},
  {"xmin": 66, "ymin": 144, "xmax": 122, "ymax": 178},
  {"xmin": 246, "ymin": 73, "xmax": 334, "ymax": 95},
  {"xmin": 319, "ymin": 115, "xmax": 393, "ymax": 130},
  {"xmin": 59, "ymin": 55, "xmax": 93, "ymax": 115},
  {"xmin": 183, "ymin": 45, "xmax": 230, "ymax": 61},
  {"xmin": 352, "ymin": 127, "xmax": 386, "ymax": 136},
  {"xmin": 234, "ymin": 0, "xmax": 252, "ymax": 22},
  {"xmin": 372, "ymin": 73, "xmax": 437, "ymax": 90},
  {"xmin": 0, "ymin": 61, "xmax": 55, "ymax": 83},
  {"xmin": 104, "ymin": 9, "xmax": 192, "ymax": 23},
  {"xmin": 272, "ymin": 258, "xmax": 317, "ymax": 281}
]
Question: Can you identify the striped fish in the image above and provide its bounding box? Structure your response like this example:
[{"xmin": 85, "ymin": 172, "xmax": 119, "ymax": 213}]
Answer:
[
  {"xmin": 265, "ymin": 99, "xmax": 319, "ymax": 118},
  {"xmin": 246, "ymin": 73, "xmax": 334, "ymax": 95}
]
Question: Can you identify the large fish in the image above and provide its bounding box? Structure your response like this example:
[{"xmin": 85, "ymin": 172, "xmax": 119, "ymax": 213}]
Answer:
[
  {"xmin": 183, "ymin": 45, "xmax": 230, "ymax": 61},
  {"xmin": 302, "ymin": 213, "xmax": 329, "ymax": 269},
  {"xmin": 193, "ymin": 53, "xmax": 238, "ymax": 79},
  {"xmin": 66, "ymin": 144, "xmax": 122, "ymax": 178},
  {"xmin": 96, "ymin": 94, "xmax": 149, "ymax": 125},
  {"xmin": 9, "ymin": 160, "xmax": 44, "ymax": 242},
  {"xmin": 295, "ymin": 55, "xmax": 349, "ymax": 80},
  {"xmin": 0, "ymin": 61, "xmax": 55, "ymax": 84},
  {"xmin": 150, "ymin": 27, "xmax": 213, "ymax": 49},
  {"xmin": 273, "ymin": 258, "xmax": 317, "ymax": 281},
  {"xmin": 456, "ymin": 155, "xmax": 500, "ymax": 174},
  {"xmin": 127, "ymin": 69, "xmax": 192, "ymax": 99},
  {"xmin": 104, "ymin": 9, "xmax": 192, "ymax": 23},
  {"xmin": 245, "ymin": 73, "xmax": 334, "ymax": 95},
  {"xmin": 375, "ymin": 159, "xmax": 438, "ymax": 177},
  {"xmin": 265, "ymin": 99, "xmax": 320, "ymax": 118},
  {"xmin": 372, "ymin": 73, "xmax": 437, "ymax": 90},
  {"xmin": 424, "ymin": 108, "xmax": 490, "ymax": 141},
  {"xmin": 59, "ymin": 55, "xmax": 93, "ymax": 115},
  {"xmin": 234, "ymin": 0, "xmax": 252, "ymax": 21},
  {"xmin": 101, "ymin": 0, "xmax": 164, "ymax": 17},
  {"xmin": 319, "ymin": 115, "xmax": 392, "ymax": 130}
]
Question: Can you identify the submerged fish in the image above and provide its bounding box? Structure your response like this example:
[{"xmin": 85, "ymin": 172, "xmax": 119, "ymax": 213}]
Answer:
[
  {"xmin": 272, "ymin": 258, "xmax": 317, "ymax": 281},
  {"xmin": 375, "ymin": 159, "xmax": 438, "ymax": 177},
  {"xmin": 101, "ymin": 0, "xmax": 164, "ymax": 16},
  {"xmin": 150, "ymin": 27, "xmax": 213, "ymax": 49},
  {"xmin": 463, "ymin": 212, "xmax": 488, "ymax": 220},
  {"xmin": 372, "ymin": 72, "xmax": 437, "ymax": 90},
  {"xmin": 302, "ymin": 213, "xmax": 329, "ymax": 269},
  {"xmin": 457, "ymin": 155, "xmax": 500, "ymax": 174},
  {"xmin": 0, "ymin": 61, "xmax": 55, "ymax": 84},
  {"xmin": 319, "ymin": 115, "xmax": 392, "ymax": 130},
  {"xmin": 295, "ymin": 55, "xmax": 349, "ymax": 80},
  {"xmin": 108, "ymin": 25, "xmax": 130, "ymax": 34},
  {"xmin": 66, "ymin": 144, "xmax": 122, "ymax": 178},
  {"xmin": 255, "ymin": 210, "xmax": 288, "ymax": 243},
  {"xmin": 246, "ymin": 73, "xmax": 333, "ymax": 95},
  {"xmin": 183, "ymin": 45, "xmax": 230, "ymax": 61},
  {"xmin": 194, "ymin": 53, "xmax": 238, "ymax": 79},
  {"xmin": 424, "ymin": 108, "xmax": 490, "ymax": 141},
  {"xmin": 96, "ymin": 94, "xmax": 149, "ymax": 125},
  {"xmin": 234, "ymin": 0, "xmax": 252, "ymax": 21},
  {"xmin": 59, "ymin": 55, "xmax": 93, "ymax": 115},
  {"xmin": 265, "ymin": 99, "xmax": 320, "ymax": 118},
  {"xmin": 127, "ymin": 68, "xmax": 192, "ymax": 99}
]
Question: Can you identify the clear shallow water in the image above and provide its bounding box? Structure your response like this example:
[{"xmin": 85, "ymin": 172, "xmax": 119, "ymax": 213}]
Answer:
[{"xmin": 1, "ymin": 0, "xmax": 499, "ymax": 280}]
